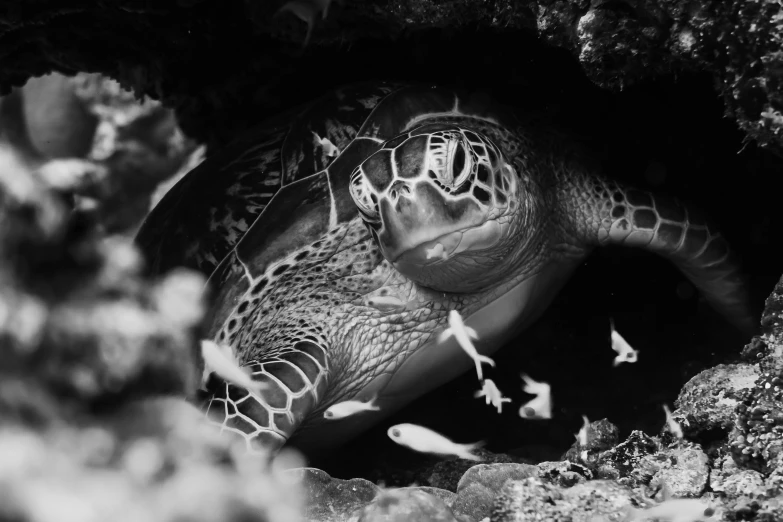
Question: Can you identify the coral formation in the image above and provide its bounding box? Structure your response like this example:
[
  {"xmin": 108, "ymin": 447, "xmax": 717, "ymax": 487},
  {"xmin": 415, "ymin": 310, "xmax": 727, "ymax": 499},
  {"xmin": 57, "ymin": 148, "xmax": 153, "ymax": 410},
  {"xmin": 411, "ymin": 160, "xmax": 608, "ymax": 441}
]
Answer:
[
  {"xmin": 0, "ymin": 1, "xmax": 779, "ymax": 155},
  {"xmin": 0, "ymin": 146, "xmax": 302, "ymax": 522}
]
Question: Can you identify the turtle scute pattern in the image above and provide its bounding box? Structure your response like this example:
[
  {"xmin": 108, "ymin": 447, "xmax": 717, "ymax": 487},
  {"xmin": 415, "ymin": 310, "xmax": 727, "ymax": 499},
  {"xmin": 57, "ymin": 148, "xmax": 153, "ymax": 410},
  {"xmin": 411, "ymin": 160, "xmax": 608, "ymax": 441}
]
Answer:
[
  {"xmin": 576, "ymin": 176, "xmax": 753, "ymax": 331},
  {"xmin": 205, "ymin": 220, "xmax": 387, "ymax": 452}
]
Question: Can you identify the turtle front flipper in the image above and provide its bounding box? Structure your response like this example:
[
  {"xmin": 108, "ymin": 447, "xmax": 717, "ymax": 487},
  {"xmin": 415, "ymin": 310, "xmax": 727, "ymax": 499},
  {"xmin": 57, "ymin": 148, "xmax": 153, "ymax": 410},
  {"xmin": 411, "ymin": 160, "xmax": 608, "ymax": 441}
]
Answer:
[
  {"xmin": 203, "ymin": 340, "xmax": 329, "ymax": 454},
  {"xmin": 574, "ymin": 178, "xmax": 756, "ymax": 334}
]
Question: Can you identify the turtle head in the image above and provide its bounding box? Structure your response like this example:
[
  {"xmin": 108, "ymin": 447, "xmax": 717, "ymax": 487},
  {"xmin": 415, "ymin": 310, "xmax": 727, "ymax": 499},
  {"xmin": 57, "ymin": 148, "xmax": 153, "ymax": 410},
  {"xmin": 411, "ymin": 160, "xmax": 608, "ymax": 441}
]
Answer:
[{"xmin": 349, "ymin": 123, "xmax": 522, "ymax": 292}]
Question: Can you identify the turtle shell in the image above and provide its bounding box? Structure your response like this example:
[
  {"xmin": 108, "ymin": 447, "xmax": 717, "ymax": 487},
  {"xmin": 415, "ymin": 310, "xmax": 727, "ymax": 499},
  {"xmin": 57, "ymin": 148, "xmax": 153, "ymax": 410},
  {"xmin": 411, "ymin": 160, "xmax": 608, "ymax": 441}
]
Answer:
[
  {"xmin": 136, "ymin": 82, "xmax": 400, "ymax": 277},
  {"xmin": 136, "ymin": 82, "xmax": 518, "ymax": 281}
]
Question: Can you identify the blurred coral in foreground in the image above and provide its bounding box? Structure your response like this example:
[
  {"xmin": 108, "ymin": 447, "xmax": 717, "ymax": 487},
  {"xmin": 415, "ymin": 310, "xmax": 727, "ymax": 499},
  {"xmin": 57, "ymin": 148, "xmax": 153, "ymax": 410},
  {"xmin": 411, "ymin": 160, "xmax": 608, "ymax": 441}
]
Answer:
[
  {"xmin": 0, "ymin": 146, "xmax": 303, "ymax": 522},
  {"xmin": 0, "ymin": 72, "xmax": 204, "ymax": 236}
]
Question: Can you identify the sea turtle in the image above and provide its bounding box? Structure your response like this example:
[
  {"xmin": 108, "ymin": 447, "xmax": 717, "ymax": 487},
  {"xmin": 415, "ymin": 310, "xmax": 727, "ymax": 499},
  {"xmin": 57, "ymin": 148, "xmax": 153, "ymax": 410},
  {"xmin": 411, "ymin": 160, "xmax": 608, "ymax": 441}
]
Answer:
[{"xmin": 136, "ymin": 82, "xmax": 754, "ymax": 455}]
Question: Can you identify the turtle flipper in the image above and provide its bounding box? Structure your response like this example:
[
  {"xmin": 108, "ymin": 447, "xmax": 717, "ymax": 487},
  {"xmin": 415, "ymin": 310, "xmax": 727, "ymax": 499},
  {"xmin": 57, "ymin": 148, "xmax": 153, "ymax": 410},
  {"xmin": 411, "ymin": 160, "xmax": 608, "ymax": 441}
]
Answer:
[
  {"xmin": 575, "ymin": 179, "xmax": 755, "ymax": 334},
  {"xmin": 203, "ymin": 340, "xmax": 329, "ymax": 454}
]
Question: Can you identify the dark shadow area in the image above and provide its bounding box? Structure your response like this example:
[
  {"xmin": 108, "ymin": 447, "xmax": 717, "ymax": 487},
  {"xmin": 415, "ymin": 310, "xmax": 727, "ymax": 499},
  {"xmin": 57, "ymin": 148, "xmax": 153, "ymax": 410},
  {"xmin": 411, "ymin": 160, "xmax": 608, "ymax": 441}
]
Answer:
[{"xmin": 273, "ymin": 29, "xmax": 783, "ymax": 483}]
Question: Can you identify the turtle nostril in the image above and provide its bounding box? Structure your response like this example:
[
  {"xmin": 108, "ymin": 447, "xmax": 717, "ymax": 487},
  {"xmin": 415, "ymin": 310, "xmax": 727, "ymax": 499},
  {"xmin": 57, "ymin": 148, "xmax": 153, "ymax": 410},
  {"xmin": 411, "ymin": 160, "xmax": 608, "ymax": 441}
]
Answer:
[{"xmin": 389, "ymin": 181, "xmax": 411, "ymax": 200}]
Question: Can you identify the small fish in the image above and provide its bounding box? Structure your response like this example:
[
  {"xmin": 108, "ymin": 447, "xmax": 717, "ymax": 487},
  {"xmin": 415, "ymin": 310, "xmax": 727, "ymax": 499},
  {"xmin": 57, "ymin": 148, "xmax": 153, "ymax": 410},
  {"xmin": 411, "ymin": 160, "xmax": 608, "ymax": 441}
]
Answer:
[
  {"xmin": 200, "ymin": 340, "xmax": 267, "ymax": 395},
  {"xmin": 624, "ymin": 499, "xmax": 716, "ymax": 522},
  {"xmin": 518, "ymin": 374, "xmax": 552, "ymax": 420},
  {"xmin": 323, "ymin": 395, "xmax": 380, "ymax": 420},
  {"xmin": 425, "ymin": 242, "xmax": 449, "ymax": 260},
  {"xmin": 312, "ymin": 131, "xmax": 340, "ymax": 157},
  {"xmin": 277, "ymin": 0, "xmax": 335, "ymax": 47},
  {"xmin": 387, "ymin": 423, "xmax": 484, "ymax": 461},
  {"xmin": 366, "ymin": 294, "xmax": 422, "ymax": 313},
  {"xmin": 439, "ymin": 310, "xmax": 495, "ymax": 381},
  {"xmin": 576, "ymin": 415, "xmax": 590, "ymax": 447},
  {"xmin": 474, "ymin": 379, "xmax": 512, "ymax": 414},
  {"xmin": 610, "ymin": 318, "xmax": 639, "ymax": 367},
  {"xmin": 663, "ymin": 404, "xmax": 684, "ymax": 439}
]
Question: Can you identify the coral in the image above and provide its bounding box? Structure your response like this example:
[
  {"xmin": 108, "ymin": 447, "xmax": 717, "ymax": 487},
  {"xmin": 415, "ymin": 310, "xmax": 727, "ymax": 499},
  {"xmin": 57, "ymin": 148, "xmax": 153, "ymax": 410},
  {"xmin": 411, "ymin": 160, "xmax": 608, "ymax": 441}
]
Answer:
[
  {"xmin": 0, "ymin": 1, "xmax": 779, "ymax": 155},
  {"xmin": 0, "ymin": 145, "xmax": 303, "ymax": 522},
  {"xmin": 728, "ymin": 274, "xmax": 783, "ymax": 474},
  {"xmin": 594, "ymin": 430, "xmax": 660, "ymax": 483},
  {"xmin": 0, "ymin": 72, "xmax": 201, "ymax": 235},
  {"xmin": 674, "ymin": 364, "xmax": 760, "ymax": 441}
]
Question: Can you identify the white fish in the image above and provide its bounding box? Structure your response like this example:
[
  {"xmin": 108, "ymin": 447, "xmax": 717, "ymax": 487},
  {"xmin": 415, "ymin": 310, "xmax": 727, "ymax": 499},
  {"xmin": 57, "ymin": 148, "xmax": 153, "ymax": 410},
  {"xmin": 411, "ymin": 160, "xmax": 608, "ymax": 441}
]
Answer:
[
  {"xmin": 610, "ymin": 318, "xmax": 639, "ymax": 366},
  {"xmin": 425, "ymin": 242, "xmax": 449, "ymax": 260},
  {"xmin": 366, "ymin": 294, "xmax": 422, "ymax": 313},
  {"xmin": 277, "ymin": 0, "xmax": 335, "ymax": 47},
  {"xmin": 387, "ymin": 423, "xmax": 484, "ymax": 461},
  {"xmin": 518, "ymin": 374, "xmax": 552, "ymax": 420},
  {"xmin": 323, "ymin": 395, "xmax": 380, "ymax": 420},
  {"xmin": 474, "ymin": 379, "xmax": 512, "ymax": 414},
  {"xmin": 576, "ymin": 415, "xmax": 590, "ymax": 447},
  {"xmin": 200, "ymin": 340, "xmax": 267, "ymax": 395},
  {"xmin": 438, "ymin": 310, "xmax": 495, "ymax": 381},
  {"xmin": 663, "ymin": 404, "xmax": 684, "ymax": 439},
  {"xmin": 624, "ymin": 498, "xmax": 716, "ymax": 522},
  {"xmin": 312, "ymin": 131, "xmax": 340, "ymax": 157}
]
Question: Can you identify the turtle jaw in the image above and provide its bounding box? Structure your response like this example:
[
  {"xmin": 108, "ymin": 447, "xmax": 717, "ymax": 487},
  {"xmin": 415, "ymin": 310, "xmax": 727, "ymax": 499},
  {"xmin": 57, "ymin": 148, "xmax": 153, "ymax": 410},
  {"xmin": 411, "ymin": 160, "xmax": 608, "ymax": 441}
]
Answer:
[
  {"xmin": 389, "ymin": 218, "xmax": 511, "ymax": 292},
  {"xmin": 392, "ymin": 218, "xmax": 504, "ymax": 266}
]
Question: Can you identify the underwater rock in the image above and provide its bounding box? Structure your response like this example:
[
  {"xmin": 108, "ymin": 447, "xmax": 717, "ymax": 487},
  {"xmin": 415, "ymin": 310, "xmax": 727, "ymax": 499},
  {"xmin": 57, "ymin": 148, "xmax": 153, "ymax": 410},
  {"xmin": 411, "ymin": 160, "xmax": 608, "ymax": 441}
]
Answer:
[
  {"xmin": 396, "ymin": 486, "xmax": 457, "ymax": 508},
  {"xmin": 710, "ymin": 452, "xmax": 765, "ymax": 497},
  {"xmin": 674, "ymin": 363, "xmax": 760, "ymax": 440},
  {"xmin": 292, "ymin": 467, "xmax": 380, "ymax": 522},
  {"xmin": 451, "ymin": 463, "xmax": 537, "ymax": 521},
  {"xmin": 490, "ymin": 477, "xmax": 635, "ymax": 522},
  {"xmin": 560, "ymin": 418, "xmax": 619, "ymax": 464},
  {"xmin": 729, "ymin": 275, "xmax": 783, "ymax": 474},
  {"xmin": 594, "ymin": 430, "xmax": 660, "ymax": 484},
  {"xmin": 536, "ymin": 461, "xmax": 592, "ymax": 487},
  {"xmin": 20, "ymin": 73, "xmax": 98, "ymax": 160},
  {"xmin": 415, "ymin": 450, "xmax": 530, "ymax": 492},
  {"xmin": 355, "ymin": 488, "xmax": 462, "ymax": 522},
  {"xmin": 649, "ymin": 444, "xmax": 710, "ymax": 498}
]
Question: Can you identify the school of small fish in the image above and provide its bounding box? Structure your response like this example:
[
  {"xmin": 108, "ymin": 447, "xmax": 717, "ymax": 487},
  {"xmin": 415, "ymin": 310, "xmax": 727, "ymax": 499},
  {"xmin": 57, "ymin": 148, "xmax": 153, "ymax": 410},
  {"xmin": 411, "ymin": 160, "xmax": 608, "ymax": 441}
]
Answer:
[{"xmin": 202, "ymin": 309, "xmax": 692, "ymax": 520}]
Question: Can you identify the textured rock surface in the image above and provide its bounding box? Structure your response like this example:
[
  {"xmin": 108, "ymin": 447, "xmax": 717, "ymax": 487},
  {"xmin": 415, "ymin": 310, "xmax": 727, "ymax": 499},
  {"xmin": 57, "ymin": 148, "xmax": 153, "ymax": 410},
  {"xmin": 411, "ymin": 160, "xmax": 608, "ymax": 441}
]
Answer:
[
  {"xmin": 355, "ymin": 488, "xmax": 461, "ymax": 522},
  {"xmin": 452, "ymin": 464, "xmax": 537, "ymax": 521},
  {"xmin": 675, "ymin": 363, "xmax": 760, "ymax": 439},
  {"xmin": 294, "ymin": 468, "xmax": 380, "ymax": 522},
  {"xmin": 490, "ymin": 477, "xmax": 636, "ymax": 522},
  {"xmin": 0, "ymin": 1, "xmax": 780, "ymax": 156},
  {"xmin": 729, "ymin": 274, "xmax": 783, "ymax": 475}
]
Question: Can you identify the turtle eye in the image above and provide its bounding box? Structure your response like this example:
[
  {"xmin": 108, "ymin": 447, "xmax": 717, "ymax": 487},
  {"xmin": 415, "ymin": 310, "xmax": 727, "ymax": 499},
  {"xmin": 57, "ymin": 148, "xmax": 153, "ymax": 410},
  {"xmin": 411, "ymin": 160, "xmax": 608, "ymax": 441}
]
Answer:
[
  {"xmin": 349, "ymin": 168, "xmax": 379, "ymax": 221},
  {"xmin": 449, "ymin": 139, "xmax": 472, "ymax": 187},
  {"xmin": 432, "ymin": 137, "xmax": 472, "ymax": 188}
]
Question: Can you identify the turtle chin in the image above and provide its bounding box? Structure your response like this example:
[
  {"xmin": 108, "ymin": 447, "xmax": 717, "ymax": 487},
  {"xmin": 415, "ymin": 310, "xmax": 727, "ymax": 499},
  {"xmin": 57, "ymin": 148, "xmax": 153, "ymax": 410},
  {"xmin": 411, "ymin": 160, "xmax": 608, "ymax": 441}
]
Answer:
[{"xmin": 390, "ymin": 219, "xmax": 507, "ymax": 292}]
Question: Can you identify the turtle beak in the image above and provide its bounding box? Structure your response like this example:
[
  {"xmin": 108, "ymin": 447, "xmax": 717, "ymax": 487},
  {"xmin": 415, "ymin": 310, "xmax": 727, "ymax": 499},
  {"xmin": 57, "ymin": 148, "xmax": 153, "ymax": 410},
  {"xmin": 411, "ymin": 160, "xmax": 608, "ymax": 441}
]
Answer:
[{"xmin": 377, "ymin": 182, "xmax": 489, "ymax": 265}]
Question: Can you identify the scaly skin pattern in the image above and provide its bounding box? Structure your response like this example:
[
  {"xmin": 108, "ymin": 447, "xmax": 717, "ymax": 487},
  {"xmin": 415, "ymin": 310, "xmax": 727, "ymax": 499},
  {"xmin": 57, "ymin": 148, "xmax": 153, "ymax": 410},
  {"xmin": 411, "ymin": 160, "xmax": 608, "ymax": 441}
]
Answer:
[
  {"xmin": 561, "ymin": 170, "xmax": 754, "ymax": 333},
  {"xmin": 137, "ymin": 82, "xmax": 754, "ymax": 455}
]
